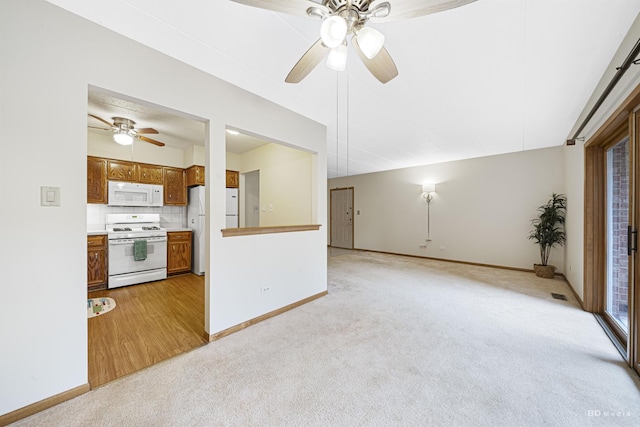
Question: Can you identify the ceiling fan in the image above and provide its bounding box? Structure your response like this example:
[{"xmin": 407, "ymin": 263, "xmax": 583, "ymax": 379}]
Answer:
[
  {"xmin": 230, "ymin": 0, "xmax": 477, "ymax": 84},
  {"xmin": 88, "ymin": 114, "xmax": 165, "ymax": 147}
]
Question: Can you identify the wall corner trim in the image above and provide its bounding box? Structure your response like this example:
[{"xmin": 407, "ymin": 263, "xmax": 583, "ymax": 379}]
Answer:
[
  {"xmin": 559, "ymin": 274, "xmax": 586, "ymax": 310},
  {"xmin": 0, "ymin": 383, "xmax": 90, "ymax": 425}
]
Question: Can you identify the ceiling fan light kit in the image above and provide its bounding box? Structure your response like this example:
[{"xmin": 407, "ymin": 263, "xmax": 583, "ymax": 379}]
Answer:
[
  {"xmin": 327, "ymin": 44, "xmax": 348, "ymax": 71},
  {"xmin": 356, "ymin": 26, "xmax": 385, "ymax": 59},
  {"xmin": 231, "ymin": 0, "xmax": 477, "ymax": 83},
  {"xmin": 87, "ymin": 113, "xmax": 166, "ymax": 147},
  {"xmin": 113, "ymin": 131, "xmax": 133, "ymax": 146},
  {"xmin": 321, "ymin": 15, "xmax": 348, "ymax": 48}
]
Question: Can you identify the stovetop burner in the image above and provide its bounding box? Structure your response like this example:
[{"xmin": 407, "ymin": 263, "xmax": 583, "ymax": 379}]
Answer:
[{"xmin": 105, "ymin": 213, "xmax": 166, "ymax": 238}]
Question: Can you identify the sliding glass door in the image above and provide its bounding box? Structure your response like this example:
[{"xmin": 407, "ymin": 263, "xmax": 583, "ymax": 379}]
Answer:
[
  {"xmin": 585, "ymin": 90, "xmax": 640, "ymax": 376},
  {"xmin": 605, "ymin": 137, "xmax": 631, "ymax": 343}
]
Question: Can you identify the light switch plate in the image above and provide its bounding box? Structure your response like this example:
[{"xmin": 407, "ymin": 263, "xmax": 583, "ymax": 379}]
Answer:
[{"xmin": 40, "ymin": 186, "xmax": 60, "ymax": 206}]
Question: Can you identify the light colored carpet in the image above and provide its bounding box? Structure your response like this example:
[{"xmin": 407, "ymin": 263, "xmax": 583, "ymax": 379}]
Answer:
[{"xmin": 14, "ymin": 251, "xmax": 640, "ymax": 426}]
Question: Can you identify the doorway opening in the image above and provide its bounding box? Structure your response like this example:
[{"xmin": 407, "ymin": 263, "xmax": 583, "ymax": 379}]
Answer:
[
  {"xmin": 330, "ymin": 187, "xmax": 354, "ymax": 249},
  {"xmin": 87, "ymin": 86, "xmax": 207, "ymax": 387}
]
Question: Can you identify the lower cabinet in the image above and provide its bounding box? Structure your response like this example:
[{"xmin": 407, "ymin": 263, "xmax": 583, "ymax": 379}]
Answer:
[
  {"xmin": 167, "ymin": 231, "xmax": 192, "ymax": 275},
  {"xmin": 87, "ymin": 235, "xmax": 107, "ymax": 291}
]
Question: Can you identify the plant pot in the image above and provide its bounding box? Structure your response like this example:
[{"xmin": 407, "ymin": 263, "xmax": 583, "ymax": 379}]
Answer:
[{"xmin": 533, "ymin": 264, "xmax": 556, "ymax": 278}]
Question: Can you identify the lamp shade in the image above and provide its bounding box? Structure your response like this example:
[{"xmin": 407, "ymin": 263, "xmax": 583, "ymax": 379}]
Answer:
[
  {"xmin": 327, "ymin": 44, "xmax": 348, "ymax": 71},
  {"xmin": 357, "ymin": 27, "xmax": 385, "ymax": 59},
  {"xmin": 113, "ymin": 132, "xmax": 133, "ymax": 146},
  {"xmin": 321, "ymin": 16, "xmax": 347, "ymax": 48},
  {"xmin": 422, "ymin": 183, "xmax": 436, "ymax": 194}
]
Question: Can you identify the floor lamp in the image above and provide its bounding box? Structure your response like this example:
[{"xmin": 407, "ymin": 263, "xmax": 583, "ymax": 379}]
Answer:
[{"xmin": 422, "ymin": 184, "xmax": 436, "ymax": 242}]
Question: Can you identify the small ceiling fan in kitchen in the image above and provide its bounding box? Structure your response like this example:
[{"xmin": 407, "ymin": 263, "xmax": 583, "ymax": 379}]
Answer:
[
  {"xmin": 230, "ymin": 0, "xmax": 477, "ymax": 84},
  {"xmin": 88, "ymin": 114, "xmax": 165, "ymax": 147}
]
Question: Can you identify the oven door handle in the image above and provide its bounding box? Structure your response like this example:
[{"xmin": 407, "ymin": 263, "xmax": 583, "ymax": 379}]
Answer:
[
  {"xmin": 109, "ymin": 237, "xmax": 167, "ymax": 245},
  {"xmin": 109, "ymin": 239, "xmax": 135, "ymax": 245}
]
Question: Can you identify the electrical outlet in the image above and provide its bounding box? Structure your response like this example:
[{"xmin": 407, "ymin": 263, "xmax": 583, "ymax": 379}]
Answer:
[
  {"xmin": 419, "ymin": 244, "xmax": 427, "ymax": 248},
  {"xmin": 261, "ymin": 286, "xmax": 271, "ymax": 294}
]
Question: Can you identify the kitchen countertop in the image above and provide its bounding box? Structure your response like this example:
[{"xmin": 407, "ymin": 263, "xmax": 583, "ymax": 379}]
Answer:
[{"xmin": 164, "ymin": 227, "xmax": 192, "ymax": 233}]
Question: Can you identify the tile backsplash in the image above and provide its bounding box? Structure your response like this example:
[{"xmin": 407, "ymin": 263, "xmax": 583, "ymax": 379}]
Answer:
[{"xmin": 87, "ymin": 204, "xmax": 186, "ymax": 230}]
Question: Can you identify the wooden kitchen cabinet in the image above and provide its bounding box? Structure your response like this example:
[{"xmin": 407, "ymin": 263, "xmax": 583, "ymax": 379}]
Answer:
[
  {"xmin": 87, "ymin": 156, "xmax": 108, "ymax": 204},
  {"xmin": 186, "ymin": 165, "xmax": 205, "ymax": 187},
  {"xmin": 87, "ymin": 235, "xmax": 108, "ymax": 291},
  {"xmin": 163, "ymin": 167, "xmax": 187, "ymax": 205},
  {"xmin": 226, "ymin": 170, "xmax": 239, "ymax": 188},
  {"xmin": 136, "ymin": 163, "xmax": 164, "ymax": 185},
  {"xmin": 167, "ymin": 231, "xmax": 192, "ymax": 275},
  {"xmin": 108, "ymin": 159, "xmax": 137, "ymax": 182}
]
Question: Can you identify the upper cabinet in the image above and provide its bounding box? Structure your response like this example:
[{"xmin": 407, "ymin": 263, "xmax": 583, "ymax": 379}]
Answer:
[
  {"xmin": 107, "ymin": 159, "xmax": 136, "ymax": 182},
  {"xmin": 186, "ymin": 165, "xmax": 205, "ymax": 187},
  {"xmin": 136, "ymin": 163, "xmax": 164, "ymax": 185},
  {"xmin": 164, "ymin": 166, "xmax": 187, "ymax": 205},
  {"xmin": 87, "ymin": 156, "xmax": 108, "ymax": 204},
  {"xmin": 87, "ymin": 156, "xmax": 188, "ymax": 205},
  {"xmin": 226, "ymin": 170, "xmax": 239, "ymax": 188}
]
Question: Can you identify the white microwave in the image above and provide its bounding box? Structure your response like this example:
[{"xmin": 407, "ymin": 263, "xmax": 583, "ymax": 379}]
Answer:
[{"xmin": 108, "ymin": 181, "xmax": 163, "ymax": 207}]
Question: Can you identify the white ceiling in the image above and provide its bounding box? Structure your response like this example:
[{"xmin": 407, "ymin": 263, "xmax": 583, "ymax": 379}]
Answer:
[
  {"xmin": 53, "ymin": 0, "xmax": 640, "ymax": 178},
  {"xmin": 87, "ymin": 89, "xmax": 205, "ymax": 149},
  {"xmin": 87, "ymin": 88, "xmax": 268, "ymax": 153}
]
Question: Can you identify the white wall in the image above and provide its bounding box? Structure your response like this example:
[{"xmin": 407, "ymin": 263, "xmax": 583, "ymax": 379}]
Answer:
[
  {"xmin": 238, "ymin": 143, "xmax": 314, "ymax": 226},
  {"xmin": 329, "ymin": 147, "xmax": 565, "ymax": 271},
  {"xmin": 184, "ymin": 144, "xmax": 205, "ymax": 167},
  {"xmin": 88, "ymin": 132, "xmax": 186, "ymax": 168},
  {"xmin": 0, "ymin": 0, "xmax": 326, "ymax": 416},
  {"xmin": 563, "ymin": 13, "xmax": 640, "ymax": 301},
  {"xmin": 226, "ymin": 152, "xmax": 241, "ymax": 171}
]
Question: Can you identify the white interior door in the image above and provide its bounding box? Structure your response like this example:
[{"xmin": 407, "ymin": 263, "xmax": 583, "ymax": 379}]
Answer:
[{"xmin": 331, "ymin": 188, "xmax": 353, "ymax": 249}]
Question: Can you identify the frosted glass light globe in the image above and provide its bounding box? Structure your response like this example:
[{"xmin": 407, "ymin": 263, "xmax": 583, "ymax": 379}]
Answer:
[
  {"xmin": 327, "ymin": 44, "xmax": 348, "ymax": 71},
  {"xmin": 113, "ymin": 132, "xmax": 133, "ymax": 145},
  {"xmin": 357, "ymin": 27, "xmax": 385, "ymax": 59},
  {"xmin": 321, "ymin": 16, "xmax": 348, "ymax": 48}
]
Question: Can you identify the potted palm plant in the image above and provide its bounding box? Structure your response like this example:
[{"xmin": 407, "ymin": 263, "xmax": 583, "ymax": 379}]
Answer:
[{"xmin": 528, "ymin": 193, "xmax": 567, "ymax": 278}]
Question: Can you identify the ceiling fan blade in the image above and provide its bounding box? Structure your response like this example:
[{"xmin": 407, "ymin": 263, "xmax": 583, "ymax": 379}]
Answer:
[
  {"xmin": 88, "ymin": 126, "xmax": 111, "ymax": 131},
  {"xmin": 369, "ymin": 0, "xmax": 477, "ymax": 22},
  {"xmin": 88, "ymin": 113, "xmax": 114, "ymax": 128},
  {"xmin": 229, "ymin": 0, "xmax": 328, "ymax": 18},
  {"xmin": 135, "ymin": 127, "xmax": 159, "ymax": 134},
  {"xmin": 285, "ymin": 39, "xmax": 330, "ymax": 84},
  {"xmin": 137, "ymin": 135, "xmax": 165, "ymax": 147},
  {"xmin": 353, "ymin": 38, "xmax": 398, "ymax": 84}
]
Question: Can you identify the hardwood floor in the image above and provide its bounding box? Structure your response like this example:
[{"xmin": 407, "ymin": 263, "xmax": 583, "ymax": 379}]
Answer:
[{"xmin": 88, "ymin": 274, "xmax": 206, "ymax": 388}]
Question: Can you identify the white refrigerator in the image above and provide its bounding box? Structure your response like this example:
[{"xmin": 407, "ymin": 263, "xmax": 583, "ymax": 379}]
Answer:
[
  {"xmin": 226, "ymin": 188, "xmax": 239, "ymax": 228},
  {"xmin": 188, "ymin": 186, "xmax": 206, "ymax": 275}
]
